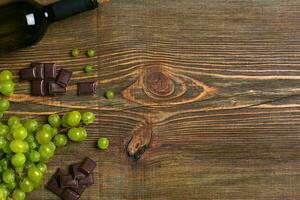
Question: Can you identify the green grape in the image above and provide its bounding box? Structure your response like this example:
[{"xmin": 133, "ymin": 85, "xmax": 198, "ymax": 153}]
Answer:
[
  {"xmin": 0, "ymin": 124, "xmax": 9, "ymax": 137},
  {"xmin": 71, "ymin": 48, "xmax": 80, "ymax": 57},
  {"xmin": 23, "ymin": 119, "xmax": 38, "ymax": 133},
  {"xmin": 15, "ymin": 166, "xmax": 24, "ymax": 174},
  {"xmin": 19, "ymin": 178, "xmax": 34, "ymax": 193},
  {"xmin": 12, "ymin": 189, "xmax": 26, "ymax": 200},
  {"xmin": 82, "ymin": 112, "xmax": 95, "ymax": 125},
  {"xmin": 0, "ymin": 80, "xmax": 15, "ymax": 96},
  {"xmin": 47, "ymin": 142, "xmax": 56, "ymax": 152},
  {"xmin": 68, "ymin": 128, "xmax": 86, "ymax": 142},
  {"xmin": 7, "ymin": 180, "xmax": 16, "ymax": 189},
  {"xmin": 11, "ymin": 154, "xmax": 26, "ymax": 167},
  {"xmin": 12, "ymin": 126, "xmax": 28, "ymax": 140},
  {"xmin": 29, "ymin": 151, "xmax": 40, "ymax": 163},
  {"xmin": 0, "ymin": 70, "xmax": 12, "ymax": 81},
  {"xmin": 105, "ymin": 90, "xmax": 114, "ymax": 99},
  {"xmin": 97, "ymin": 137, "xmax": 109, "ymax": 150},
  {"xmin": 2, "ymin": 169, "xmax": 15, "ymax": 183},
  {"xmin": 24, "ymin": 162, "xmax": 35, "ymax": 171},
  {"xmin": 52, "ymin": 127, "xmax": 58, "ymax": 137},
  {"xmin": 3, "ymin": 142, "xmax": 12, "ymax": 154},
  {"xmin": 0, "ymin": 159, "xmax": 8, "ymax": 170},
  {"xmin": 23, "ymin": 141, "xmax": 29, "ymax": 153},
  {"xmin": 48, "ymin": 114, "xmax": 61, "ymax": 128},
  {"xmin": 0, "ymin": 99, "xmax": 9, "ymax": 112},
  {"xmin": 27, "ymin": 167, "xmax": 42, "ymax": 183},
  {"xmin": 38, "ymin": 144, "xmax": 54, "ymax": 161},
  {"xmin": 86, "ymin": 49, "xmax": 95, "ymax": 57},
  {"xmin": 78, "ymin": 127, "xmax": 87, "ymax": 140},
  {"xmin": 35, "ymin": 130, "xmax": 52, "ymax": 145},
  {"xmin": 0, "ymin": 186, "xmax": 8, "ymax": 200},
  {"xmin": 25, "ymin": 133, "xmax": 34, "ymax": 143},
  {"xmin": 53, "ymin": 134, "xmax": 68, "ymax": 147},
  {"xmin": 9, "ymin": 140, "xmax": 25, "ymax": 153},
  {"xmin": 28, "ymin": 141, "xmax": 37, "ymax": 150},
  {"xmin": 84, "ymin": 65, "xmax": 94, "ymax": 72},
  {"xmin": 8, "ymin": 116, "xmax": 20, "ymax": 127},
  {"xmin": 42, "ymin": 124, "xmax": 53, "ymax": 132},
  {"xmin": 65, "ymin": 111, "xmax": 81, "ymax": 127},
  {"xmin": 36, "ymin": 163, "xmax": 47, "ymax": 174},
  {"xmin": 0, "ymin": 137, "xmax": 7, "ymax": 148}
]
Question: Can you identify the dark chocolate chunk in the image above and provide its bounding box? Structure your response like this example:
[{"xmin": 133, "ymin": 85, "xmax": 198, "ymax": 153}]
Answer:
[
  {"xmin": 47, "ymin": 168, "xmax": 67, "ymax": 197},
  {"xmin": 71, "ymin": 164, "xmax": 86, "ymax": 180},
  {"xmin": 48, "ymin": 82, "xmax": 66, "ymax": 96},
  {"xmin": 60, "ymin": 175, "xmax": 78, "ymax": 188},
  {"xmin": 78, "ymin": 82, "xmax": 96, "ymax": 95},
  {"xmin": 44, "ymin": 63, "xmax": 56, "ymax": 79},
  {"xmin": 70, "ymin": 184, "xmax": 86, "ymax": 195},
  {"xmin": 31, "ymin": 80, "xmax": 45, "ymax": 96},
  {"xmin": 62, "ymin": 189, "xmax": 80, "ymax": 200},
  {"xmin": 56, "ymin": 69, "xmax": 72, "ymax": 88},
  {"xmin": 47, "ymin": 177, "xmax": 64, "ymax": 197},
  {"xmin": 32, "ymin": 63, "xmax": 44, "ymax": 79},
  {"xmin": 79, "ymin": 157, "xmax": 96, "ymax": 175},
  {"xmin": 78, "ymin": 174, "xmax": 94, "ymax": 186},
  {"xmin": 20, "ymin": 68, "xmax": 35, "ymax": 80}
]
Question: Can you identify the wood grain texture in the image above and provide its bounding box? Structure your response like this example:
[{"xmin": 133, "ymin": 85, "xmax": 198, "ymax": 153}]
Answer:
[{"xmin": 1, "ymin": 0, "xmax": 300, "ymax": 199}]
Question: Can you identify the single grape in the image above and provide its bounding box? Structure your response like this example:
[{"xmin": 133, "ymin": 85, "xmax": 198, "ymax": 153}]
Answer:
[
  {"xmin": 0, "ymin": 70, "xmax": 12, "ymax": 81},
  {"xmin": 0, "ymin": 124, "xmax": 9, "ymax": 137},
  {"xmin": 9, "ymin": 140, "xmax": 25, "ymax": 153},
  {"xmin": 2, "ymin": 141, "xmax": 12, "ymax": 154},
  {"xmin": 11, "ymin": 153, "xmax": 26, "ymax": 167},
  {"xmin": 25, "ymin": 133, "xmax": 35, "ymax": 143},
  {"xmin": 28, "ymin": 141, "xmax": 37, "ymax": 150},
  {"xmin": 2, "ymin": 169, "xmax": 15, "ymax": 183},
  {"xmin": 12, "ymin": 189, "xmax": 26, "ymax": 200},
  {"xmin": 0, "ymin": 136, "xmax": 7, "ymax": 148},
  {"xmin": 84, "ymin": 65, "xmax": 94, "ymax": 72},
  {"xmin": 19, "ymin": 178, "xmax": 34, "ymax": 193},
  {"xmin": 36, "ymin": 163, "xmax": 47, "ymax": 174},
  {"xmin": 0, "ymin": 186, "xmax": 8, "ymax": 200},
  {"xmin": 7, "ymin": 180, "xmax": 16, "ymax": 189},
  {"xmin": 27, "ymin": 166, "xmax": 42, "ymax": 183},
  {"xmin": 8, "ymin": 116, "xmax": 20, "ymax": 127},
  {"xmin": 15, "ymin": 166, "xmax": 24, "ymax": 174},
  {"xmin": 78, "ymin": 127, "xmax": 87, "ymax": 140},
  {"xmin": 29, "ymin": 150, "xmax": 40, "ymax": 163},
  {"xmin": 0, "ymin": 99, "xmax": 9, "ymax": 112},
  {"xmin": 82, "ymin": 112, "xmax": 95, "ymax": 125},
  {"xmin": 47, "ymin": 142, "xmax": 56, "ymax": 152},
  {"xmin": 23, "ymin": 141, "xmax": 29, "ymax": 153},
  {"xmin": 61, "ymin": 114, "xmax": 69, "ymax": 128},
  {"xmin": 86, "ymin": 49, "xmax": 95, "ymax": 57},
  {"xmin": 0, "ymin": 159, "xmax": 8, "ymax": 170},
  {"xmin": 35, "ymin": 130, "xmax": 52, "ymax": 144},
  {"xmin": 38, "ymin": 144, "xmax": 54, "ymax": 161},
  {"xmin": 48, "ymin": 114, "xmax": 61, "ymax": 128},
  {"xmin": 71, "ymin": 48, "xmax": 80, "ymax": 57},
  {"xmin": 52, "ymin": 127, "xmax": 58, "ymax": 137},
  {"xmin": 12, "ymin": 126, "xmax": 28, "ymax": 140},
  {"xmin": 24, "ymin": 162, "xmax": 35, "ymax": 171},
  {"xmin": 68, "ymin": 128, "xmax": 85, "ymax": 142},
  {"xmin": 53, "ymin": 134, "xmax": 68, "ymax": 147},
  {"xmin": 23, "ymin": 119, "xmax": 38, "ymax": 133},
  {"xmin": 0, "ymin": 80, "xmax": 15, "ymax": 96},
  {"xmin": 66, "ymin": 111, "xmax": 81, "ymax": 127},
  {"xmin": 105, "ymin": 90, "xmax": 114, "ymax": 99},
  {"xmin": 97, "ymin": 137, "xmax": 109, "ymax": 150}
]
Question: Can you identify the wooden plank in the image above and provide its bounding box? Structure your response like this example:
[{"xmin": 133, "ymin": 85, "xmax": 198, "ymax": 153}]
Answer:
[{"xmin": 0, "ymin": 0, "xmax": 300, "ymax": 199}]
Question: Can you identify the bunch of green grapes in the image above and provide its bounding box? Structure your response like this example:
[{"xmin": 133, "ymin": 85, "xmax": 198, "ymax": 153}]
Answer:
[{"xmin": 0, "ymin": 111, "xmax": 96, "ymax": 200}]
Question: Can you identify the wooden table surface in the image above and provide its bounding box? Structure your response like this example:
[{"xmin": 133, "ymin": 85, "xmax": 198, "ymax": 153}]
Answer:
[{"xmin": 1, "ymin": 0, "xmax": 300, "ymax": 199}]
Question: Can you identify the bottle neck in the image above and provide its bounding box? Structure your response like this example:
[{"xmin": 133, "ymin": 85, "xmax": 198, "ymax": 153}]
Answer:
[{"xmin": 42, "ymin": 0, "xmax": 98, "ymax": 23}]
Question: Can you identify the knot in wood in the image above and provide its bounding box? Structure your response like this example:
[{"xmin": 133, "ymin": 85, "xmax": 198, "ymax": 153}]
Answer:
[{"xmin": 143, "ymin": 71, "xmax": 175, "ymax": 97}]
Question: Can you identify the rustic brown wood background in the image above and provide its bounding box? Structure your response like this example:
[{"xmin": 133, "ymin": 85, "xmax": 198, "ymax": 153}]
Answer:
[{"xmin": 1, "ymin": 0, "xmax": 300, "ymax": 199}]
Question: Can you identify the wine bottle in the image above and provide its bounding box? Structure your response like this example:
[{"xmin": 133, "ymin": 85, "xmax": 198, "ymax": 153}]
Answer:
[{"xmin": 0, "ymin": 0, "xmax": 98, "ymax": 55}]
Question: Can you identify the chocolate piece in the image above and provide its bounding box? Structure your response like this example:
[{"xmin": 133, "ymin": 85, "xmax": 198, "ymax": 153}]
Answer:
[
  {"xmin": 44, "ymin": 63, "xmax": 56, "ymax": 79},
  {"xmin": 47, "ymin": 178, "xmax": 64, "ymax": 197},
  {"xmin": 60, "ymin": 175, "xmax": 78, "ymax": 188},
  {"xmin": 62, "ymin": 189, "xmax": 80, "ymax": 200},
  {"xmin": 48, "ymin": 82, "xmax": 66, "ymax": 96},
  {"xmin": 20, "ymin": 68, "xmax": 35, "ymax": 80},
  {"xmin": 71, "ymin": 164, "xmax": 86, "ymax": 180},
  {"xmin": 47, "ymin": 168, "xmax": 66, "ymax": 197},
  {"xmin": 70, "ymin": 184, "xmax": 86, "ymax": 195},
  {"xmin": 31, "ymin": 80, "xmax": 45, "ymax": 96},
  {"xmin": 78, "ymin": 82, "xmax": 96, "ymax": 95},
  {"xmin": 32, "ymin": 63, "xmax": 44, "ymax": 79},
  {"xmin": 79, "ymin": 157, "xmax": 96, "ymax": 175},
  {"xmin": 57, "ymin": 69, "xmax": 72, "ymax": 88},
  {"xmin": 78, "ymin": 174, "xmax": 94, "ymax": 186}
]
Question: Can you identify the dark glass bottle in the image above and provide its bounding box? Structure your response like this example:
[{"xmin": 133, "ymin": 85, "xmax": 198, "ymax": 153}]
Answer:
[{"xmin": 0, "ymin": 0, "xmax": 98, "ymax": 55}]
